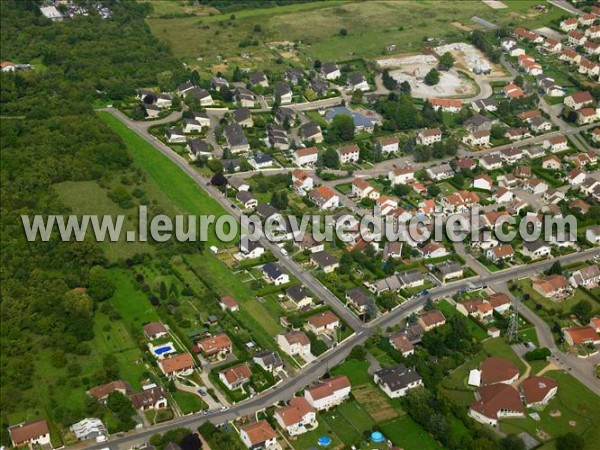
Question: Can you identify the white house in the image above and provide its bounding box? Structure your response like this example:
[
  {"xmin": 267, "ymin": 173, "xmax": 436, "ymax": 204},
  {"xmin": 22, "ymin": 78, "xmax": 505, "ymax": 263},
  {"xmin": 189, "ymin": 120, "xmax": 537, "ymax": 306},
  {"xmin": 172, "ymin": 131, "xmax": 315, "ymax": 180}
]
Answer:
[
  {"xmin": 294, "ymin": 146, "xmax": 319, "ymax": 166},
  {"xmin": 377, "ymin": 136, "xmax": 399, "ymax": 154},
  {"xmin": 304, "ymin": 375, "xmax": 351, "ymax": 411},
  {"xmin": 239, "ymin": 421, "xmax": 278, "ymax": 450},
  {"xmin": 373, "ymin": 365, "xmax": 422, "ymax": 398},
  {"xmin": 337, "ymin": 144, "xmax": 360, "ymax": 164},
  {"xmin": 277, "ymin": 331, "xmax": 311, "ymax": 357},
  {"xmin": 388, "ymin": 165, "xmax": 415, "ymax": 185},
  {"xmin": 473, "ymin": 175, "xmax": 493, "ymax": 191},
  {"xmin": 9, "ymin": 420, "xmax": 51, "ymax": 448},
  {"xmin": 262, "ymin": 262, "xmax": 290, "ymax": 285},
  {"xmin": 274, "ymin": 397, "xmax": 317, "ymax": 436},
  {"xmin": 417, "ymin": 128, "xmax": 442, "ymax": 146}
]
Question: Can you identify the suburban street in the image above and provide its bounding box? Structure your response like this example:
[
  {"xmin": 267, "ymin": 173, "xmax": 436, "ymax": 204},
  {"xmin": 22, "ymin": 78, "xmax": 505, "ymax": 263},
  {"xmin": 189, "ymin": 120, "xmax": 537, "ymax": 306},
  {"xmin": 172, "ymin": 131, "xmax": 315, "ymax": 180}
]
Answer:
[{"xmin": 89, "ymin": 107, "xmax": 600, "ymax": 450}]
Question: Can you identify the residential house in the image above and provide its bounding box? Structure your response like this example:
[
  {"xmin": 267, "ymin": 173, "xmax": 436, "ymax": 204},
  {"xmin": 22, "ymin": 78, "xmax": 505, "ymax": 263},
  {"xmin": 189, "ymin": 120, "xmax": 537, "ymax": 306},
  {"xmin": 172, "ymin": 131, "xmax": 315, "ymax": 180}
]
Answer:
[
  {"xmin": 239, "ymin": 420, "xmax": 278, "ymax": 450},
  {"xmin": 559, "ymin": 48, "xmax": 582, "ymax": 65},
  {"xmin": 419, "ymin": 241, "xmax": 449, "ymax": 259},
  {"xmin": 473, "ymin": 174, "xmax": 493, "ymax": 191},
  {"xmin": 196, "ymin": 333, "xmax": 233, "ymax": 359},
  {"xmin": 417, "ymin": 310, "xmax": 446, "ymax": 332},
  {"xmin": 236, "ymin": 191, "xmax": 258, "ymax": 209},
  {"xmin": 308, "ymin": 186, "xmax": 339, "ymax": 210},
  {"xmin": 417, "ymin": 128, "xmax": 442, "ymax": 146},
  {"xmin": 388, "ymin": 165, "xmax": 415, "ymax": 185},
  {"xmin": 563, "ymin": 326, "xmax": 600, "ymax": 346},
  {"xmin": 505, "ymin": 127, "xmax": 531, "ymax": 141},
  {"xmin": 457, "ymin": 300, "xmax": 493, "ymax": 321},
  {"xmin": 158, "ymin": 353, "xmax": 194, "ymax": 377},
  {"xmin": 480, "ymin": 154, "xmax": 503, "ymax": 170},
  {"xmin": 292, "ymin": 169, "xmax": 314, "ymax": 195},
  {"xmin": 306, "ymin": 311, "xmax": 340, "ymax": 334},
  {"xmin": 130, "ymin": 386, "xmax": 168, "ymax": 411},
  {"xmin": 493, "ymin": 187, "xmax": 514, "ymax": 203},
  {"xmin": 435, "ymin": 261, "xmax": 463, "ymax": 282},
  {"xmin": 274, "ymin": 107, "xmax": 296, "ymax": 126},
  {"xmin": 427, "ymin": 98, "xmax": 462, "ymax": 113},
  {"xmin": 471, "ymin": 98, "xmax": 498, "ymax": 113},
  {"xmin": 89, "ymin": 380, "xmax": 133, "ymax": 402},
  {"xmin": 560, "ymin": 17, "xmax": 578, "ymax": 32},
  {"xmin": 286, "ymin": 285, "xmax": 313, "ymax": 309},
  {"xmin": 503, "ymin": 83, "xmax": 525, "ymax": 99},
  {"xmin": 239, "ymin": 239, "xmax": 265, "ymax": 260},
  {"xmin": 9, "ymin": 420, "xmax": 51, "ymax": 448},
  {"xmin": 570, "ymin": 265, "xmax": 600, "ymax": 288},
  {"xmin": 274, "ymin": 397, "xmax": 316, "ymax": 436},
  {"xmin": 522, "ymin": 240, "xmax": 551, "ymax": 259},
  {"xmin": 337, "ymin": 144, "xmax": 360, "ymax": 164},
  {"xmin": 352, "ymin": 177, "xmax": 379, "ymax": 199},
  {"xmin": 219, "ymin": 363, "xmax": 252, "ymax": 391},
  {"xmin": 249, "ymin": 153, "xmax": 273, "ymax": 170},
  {"xmin": 463, "ymin": 129, "xmax": 490, "ymax": 147},
  {"xmin": 529, "ymin": 116, "xmax": 552, "ymax": 133},
  {"xmin": 426, "ymin": 163, "xmax": 454, "ymax": 181},
  {"xmin": 267, "ymin": 124, "xmax": 289, "ymax": 150},
  {"xmin": 253, "ymin": 350, "xmax": 283, "ymax": 374},
  {"xmin": 322, "ymin": 61, "xmax": 341, "ymax": 80},
  {"xmin": 347, "ymin": 72, "xmax": 369, "ymax": 91},
  {"xmin": 487, "ymin": 293, "xmax": 512, "ymax": 314},
  {"xmin": 224, "ymin": 123, "xmax": 250, "ymax": 153},
  {"xmin": 262, "ymin": 262, "xmax": 289, "ymax": 285},
  {"xmin": 177, "ymin": 82, "xmax": 195, "ymax": 96},
  {"xmin": 373, "ymin": 365, "xmax": 423, "ymax": 398},
  {"xmin": 310, "ymin": 79, "xmax": 329, "ymax": 96},
  {"xmin": 297, "ymin": 233, "xmax": 324, "ymax": 254},
  {"xmin": 389, "ymin": 332, "xmax": 414, "ymax": 356},
  {"xmin": 300, "ymin": 122, "xmax": 323, "ymax": 143},
  {"xmin": 577, "ymin": 107, "xmax": 598, "ymax": 125},
  {"xmin": 486, "ymin": 244, "xmax": 514, "ymax": 263},
  {"xmin": 219, "ymin": 295, "xmax": 239, "ymax": 312},
  {"xmin": 346, "ymin": 288, "xmax": 372, "ymax": 314},
  {"xmin": 233, "ymin": 108, "xmax": 254, "ymax": 128},
  {"xmin": 211, "ymin": 76, "xmax": 229, "ymax": 90},
  {"xmin": 191, "ymin": 110, "xmax": 210, "ymax": 127},
  {"xmin": 165, "ymin": 127, "xmax": 186, "ymax": 144},
  {"xmin": 277, "ymin": 331, "xmax": 311, "ymax": 357},
  {"xmin": 143, "ymin": 322, "xmax": 168, "ymax": 341},
  {"xmin": 235, "ymin": 88, "xmax": 255, "ymax": 108},
  {"xmin": 377, "ymin": 135, "xmax": 400, "ymax": 154},
  {"xmin": 566, "ymin": 168, "xmax": 586, "ymax": 185},
  {"xmin": 144, "ymin": 103, "xmax": 160, "ymax": 118},
  {"xmin": 567, "ymin": 30, "xmax": 587, "ymax": 46},
  {"xmin": 249, "ymin": 71, "xmax": 269, "ymax": 87},
  {"xmin": 274, "ymin": 83, "xmax": 293, "ymax": 104},
  {"xmin": 70, "ymin": 418, "xmax": 107, "ymax": 442},
  {"xmin": 543, "ymin": 135, "xmax": 569, "ymax": 153},
  {"xmin": 310, "ymin": 251, "xmax": 340, "ymax": 273},
  {"xmin": 182, "ymin": 118, "xmax": 203, "ymax": 134},
  {"xmin": 304, "ymin": 375, "xmax": 351, "ymax": 410},
  {"xmin": 440, "ymin": 190, "xmax": 480, "ymax": 213},
  {"xmin": 294, "ymin": 146, "xmax": 319, "ymax": 166},
  {"xmin": 564, "ymin": 91, "xmax": 594, "ymax": 110},
  {"xmin": 542, "ymin": 155, "xmax": 562, "ymax": 170},
  {"xmin": 187, "ymin": 87, "xmax": 213, "ymax": 106},
  {"xmin": 523, "ymin": 178, "xmax": 548, "ymax": 195},
  {"xmin": 285, "ymin": 67, "xmax": 304, "ymax": 85},
  {"xmin": 187, "ymin": 139, "xmax": 212, "ymax": 160},
  {"xmin": 532, "ymin": 274, "xmax": 569, "ymax": 298},
  {"xmin": 523, "ymin": 146, "xmax": 545, "ymax": 159}
]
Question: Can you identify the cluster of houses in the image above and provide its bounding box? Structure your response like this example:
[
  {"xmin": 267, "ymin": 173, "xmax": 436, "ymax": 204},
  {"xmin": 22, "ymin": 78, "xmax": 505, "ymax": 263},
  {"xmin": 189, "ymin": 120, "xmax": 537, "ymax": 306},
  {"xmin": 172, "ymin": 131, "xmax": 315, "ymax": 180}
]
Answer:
[{"xmin": 467, "ymin": 356, "xmax": 558, "ymax": 427}]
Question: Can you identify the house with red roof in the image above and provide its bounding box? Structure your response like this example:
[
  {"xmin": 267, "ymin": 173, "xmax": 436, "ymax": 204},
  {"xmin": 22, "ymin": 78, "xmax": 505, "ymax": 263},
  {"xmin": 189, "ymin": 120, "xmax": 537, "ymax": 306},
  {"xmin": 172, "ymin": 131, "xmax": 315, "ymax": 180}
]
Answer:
[
  {"xmin": 520, "ymin": 376, "xmax": 558, "ymax": 408},
  {"xmin": 304, "ymin": 375, "xmax": 351, "ymax": 410},
  {"xmin": 274, "ymin": 397, "xmax": 317, "ymax": 436},
  {"xmin": 239, "ymin": 420, "xmax": 278, "ymax": 449},
  {"xmin": 469, "ymin": 384, "xmax": 524, "ymax": 427}
]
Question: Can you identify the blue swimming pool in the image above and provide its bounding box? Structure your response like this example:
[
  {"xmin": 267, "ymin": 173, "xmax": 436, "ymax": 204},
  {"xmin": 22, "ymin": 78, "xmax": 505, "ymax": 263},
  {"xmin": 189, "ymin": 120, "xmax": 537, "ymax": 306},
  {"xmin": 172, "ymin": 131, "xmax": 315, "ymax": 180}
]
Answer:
[{"xmin": 153, "ymin": 345, "xmax": 174, "ymax": 356}]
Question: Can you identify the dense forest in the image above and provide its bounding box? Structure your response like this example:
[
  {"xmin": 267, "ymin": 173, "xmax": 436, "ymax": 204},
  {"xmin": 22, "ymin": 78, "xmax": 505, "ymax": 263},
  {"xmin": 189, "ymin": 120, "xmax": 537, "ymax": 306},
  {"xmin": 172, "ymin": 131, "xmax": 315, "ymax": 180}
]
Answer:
[{"xmin": 0, "ymin": 0, "xmax": 188, "ymax": 440}]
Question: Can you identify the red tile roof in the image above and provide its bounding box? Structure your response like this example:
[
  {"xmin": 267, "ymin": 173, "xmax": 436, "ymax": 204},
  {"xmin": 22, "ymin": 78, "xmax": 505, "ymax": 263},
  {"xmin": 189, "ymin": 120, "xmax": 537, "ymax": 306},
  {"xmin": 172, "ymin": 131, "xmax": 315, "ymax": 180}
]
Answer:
[{"xmin": 480, "ymin": 357, "xmax": 519, "ymax": 385}]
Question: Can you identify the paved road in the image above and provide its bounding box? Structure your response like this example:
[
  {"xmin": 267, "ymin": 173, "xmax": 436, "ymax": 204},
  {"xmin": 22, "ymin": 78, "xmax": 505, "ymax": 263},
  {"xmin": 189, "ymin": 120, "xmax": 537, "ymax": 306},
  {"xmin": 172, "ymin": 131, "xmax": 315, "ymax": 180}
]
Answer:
[{"xmin": 548, "ymin": 0, "xmax": 584, "ymax": 15}]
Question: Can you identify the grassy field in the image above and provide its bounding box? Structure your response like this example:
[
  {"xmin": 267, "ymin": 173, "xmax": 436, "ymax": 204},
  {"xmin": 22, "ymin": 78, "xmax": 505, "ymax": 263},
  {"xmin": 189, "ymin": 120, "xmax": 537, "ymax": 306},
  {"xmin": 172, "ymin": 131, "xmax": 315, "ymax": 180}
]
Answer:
[
  {"xmin": 171, "ymin": 390, "xmax": 208, "ymax": 414},
  {"xmin": 146, "ymin": 0, "xmax": 563, "ymax": 74},
  {"xmin": 331, "ymin": 359, "xmax": 371, "ymax": 385},
  {"xmin": 319, "ymin": 400, "xmax": 374, "ymax": 446},
  {"xmin": 380, "ymin": 415, "xmax": 442, "ymax": 450},
  {"xmin": 500, "ymin": 370, "xmax": 600, "ymax": 450}
]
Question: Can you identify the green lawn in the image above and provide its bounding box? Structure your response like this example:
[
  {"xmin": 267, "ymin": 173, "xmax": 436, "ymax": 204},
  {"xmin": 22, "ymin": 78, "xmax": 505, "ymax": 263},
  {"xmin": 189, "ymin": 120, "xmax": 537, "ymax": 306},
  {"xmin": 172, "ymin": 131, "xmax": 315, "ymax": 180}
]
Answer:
[
  {"xmin": 171, "ymin": 390, "xmax": 208, "ymax": 414},
  {"xmin": 53, "ymin": 180, "xmax": 156, "ymax": 261},
  {"xmin": 500, "ymin": 370, "xmax": 600, "ymax": 450},
  {"xmin": 482, "ymin": 338, "xmax": 527, "ymax": 374},
  {"xmin": 331, "ymin": 359, "xmax": 371, "ymax": 385},
  {"xmin": 437, "ymin": 300, "xmax": 489, "ymax": 341},
  {"xmin": 380, "ymin": 415, "xmax": 442, "ymax": 450},
  {"xmin": 107, "ymin": 268, "xmax": 161, "ymax": 325},
  {"xmin": 290, "ymin": 419, "xmax": 343, "ymax": 450}
]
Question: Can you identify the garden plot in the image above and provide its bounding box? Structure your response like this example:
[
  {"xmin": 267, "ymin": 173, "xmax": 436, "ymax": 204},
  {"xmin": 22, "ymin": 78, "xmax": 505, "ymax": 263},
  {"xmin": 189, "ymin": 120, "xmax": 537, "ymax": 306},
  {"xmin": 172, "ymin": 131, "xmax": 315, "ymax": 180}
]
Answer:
[{"xmin": 376, "ymin": 54, "xmax": 477, "ymax": 99}]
